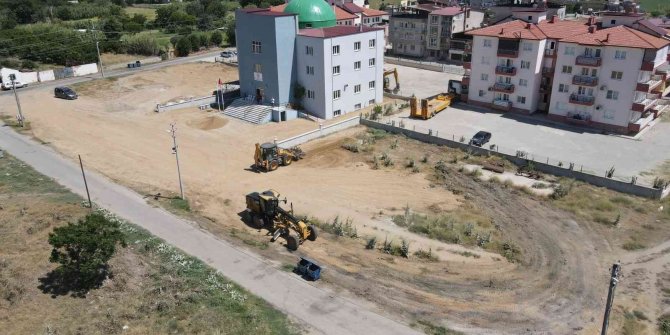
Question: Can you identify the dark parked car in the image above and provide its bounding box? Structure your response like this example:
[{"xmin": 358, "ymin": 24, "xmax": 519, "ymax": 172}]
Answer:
[
  {"xmin": 470, "ymin": 131, "xmax": 492, "ymax": 147},
  {"xmin": 55, "ymin": 86, "xmax": 78, "ymax": 100}
]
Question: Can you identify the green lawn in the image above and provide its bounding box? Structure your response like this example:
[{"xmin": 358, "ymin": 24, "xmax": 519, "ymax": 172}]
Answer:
[
  {"xmin": 125, "ymin": 6, "xmax": 158, "ymax": 20},
  {"xmin": 369, "ymin": 0, "xmax": 401, "ymax": 10},
  {"xmin": 639, "ymin": 0, "xmax": 670, "ymax": 12}
]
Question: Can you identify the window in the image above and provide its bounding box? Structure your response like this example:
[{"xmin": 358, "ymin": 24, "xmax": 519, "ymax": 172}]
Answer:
[
  {"xmin": 369, "ymin": 80, "xmax": 375, "ymax": 89},
  {"xmin": 354, "ymin": 84, "xmax": 361, "ymax": 93},
  {"xmin": 307, "ymin": 90, "xmax": 315, "ymax": 99},
  {"xmin": 558, "ymin": 84, "xmax": 569, "ymax": 93},
  {"xmin": 333, "ymin": 45, "xmax": 340, "ymax": 55},
  {"xmin": 431, "ymin": 15, "xmax": 438, "ymax": 24},
  {"xmin": 483, "ymin": 39, "xmax": 492, "ymax": 47},
  {"xmin": 430, "ymin": 26, "xmax": 438, "ymax": 35},
  {"xmin": 522, "ymin": 42, "xmax": 532, "ymax": 51},
  {"xmin": 481, "ymin": 56, "xmax": 490, "ymax": 64},
  {"xmin": 478, "ymin": 89, "xmax": 485, "ymax": 97},
  {"xmin": 480, "ymin": 73, "xmax": 489, "ymax": 81},
  {"xmin": 354, "ymin": 41, "xmax": 361, "ymax": 51},
  {"xmin": 306, "ymin": 66, "xmax": 314, "ymax": 75},
  {"xmin": 561, "ymin": 65, "xmax": 572, "ymax": 74},
  {"xmin": 334, "ymin": 110, "xmax": 341, "ymax": 116},
  {"xmin": 517, "ymin": 96, "xmax": 526, "ymax": 104},
  {"xmin": 354, "ymin": 61, "xmax": 361, "ymax": 70},
  {"xmin": 305, "ymin": 46, "xmax": 313, "ymax": 55},
  {"xmin": 611, "ymin": 71, "xmax": 623, "ymax": 80},
  {"xmin": 254, "ymin": 64, "xmax": 262, "ymax": 73},
  {"xmin": 333, "ymin": 90, "xmax": 341, "ymax": 100},
  {"xmin": 610, "ymin": 19, "xmax": 616, "ymax": 25},
  {"xmin": 564, "ymin": 46, "xmax": 575, "ymax": 55},
  {"xmin": 429, "ymin": 38, "xmax": 437, "ymax": 47},
  {"xmin": 614, "ymin": 50, "xmax": 626, "ymax": 59},
  {"xmin": 520, "ymin": 61, "xmax": 530, "ymax": 69},
  {"xmin": 369, "ymin": 99, "xmax": 376, "ymax": 104},
  {"xmin": 369, "ymin": 58, "xmax": 376, "ymax": 67},
  {"xmin": 333, "ymin": 65, "xmax": 340, "ymax": 75},
  {"xmin": 355, "ymin": 103, "xmax": 361, "ymax": 109},
  {"xmin": 606, "ymin": 90, "xmax": 619, "ymax": 100},
  {"xmin": 519, "ymin": 79, "xmax": 528, "ymax": 87},
  {"xmin": 252, "ymin": 41, "xmax": 261, "ymax": 54},
  {"xmin": 369, "ymin": 39, "xmax": 376, "ymax": 48}
]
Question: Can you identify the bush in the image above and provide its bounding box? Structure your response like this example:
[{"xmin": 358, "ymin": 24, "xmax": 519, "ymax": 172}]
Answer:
[
  {"xmin": 175, "ymin": 37, "xmax": 191, "ymax": 57},
  {"xmin": 365, "ymin": 237, "xmax": 377, "ymax": 250},
  {"xmin": 48, "ymin": 213, "xmax": 126, "ymax": 290},
  {"xmin": 122, "ymin": 32, "xmax": 161, "ymax": 56},
  {"xmin": 211, "ymin": 31, "xmax": 223, "ymax": 46},
  {"xmin": 342, "ymin": 143, "xmax": 359, "ymax": 153},
  {"xmin": 414, "ymin": 248, "xmax": 439, "ymax": 261},
  {"xmin": 550, "ymin": 183, "xmax": 570, "ymax": 199},
  {"xmin": 188, "ymin": 34, "xmax": 201, "ymax": 52}
]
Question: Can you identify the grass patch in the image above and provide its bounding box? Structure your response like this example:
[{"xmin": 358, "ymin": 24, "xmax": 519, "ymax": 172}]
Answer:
[
  {"xmin": 622, "ymin": 311, "xmax": 647, "ymax": 335},
  {"xmin": 414, "ymin": 319, "xmax": 464, "ymax": 335},
  {"xmin": 659, "ymin": 313, "xmax": 670, "ymax": 335},
  {"xmin": 451, "ymin": 250, "xmax": 481, "ymax": 259},
  {"xmin": 0, "ymin": 153, "xmax": 75, "ymax": 197},
  {"xmin": 622, "ymin": 241, "xmax": 646, "ymax": 251},
  {"xmin": 306, "ymin": 215, "xmax": 358, "ymax": 238},
  {"xmin": 414, "ymin": 248, "xmax": 439, "ymax": 262},
  {"xmin": 169, "ymin": 197, "xmax": 191, "ymax": 212},
  {"xmin": 124, "ymin": 6, "xmax": 157, "ymax": 20}
]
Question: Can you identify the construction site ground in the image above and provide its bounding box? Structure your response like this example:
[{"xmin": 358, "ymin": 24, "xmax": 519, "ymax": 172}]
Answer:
[{"xmin": 2, "ymin": 62, "xmax": 670, "ymax": 334}]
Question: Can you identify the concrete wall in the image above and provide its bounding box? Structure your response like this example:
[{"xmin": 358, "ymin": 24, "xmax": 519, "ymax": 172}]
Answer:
[
  {"xmin": 155, "ymin": 95, "xmax": 216, "ymax": 113},
  {"xmin": 38, "ymin": 70, "xmax": 55, "ymax": 82},
  {"xmin": 277, "ymin": 116, "xmax": 360, "ymax": 148},
  {"xmin": 72, "ymin": 63, "xmax": 99, "ymax": 76},
  {"xmin": 361, "ymin": 118, "xmax": 667, "ymax": 199},
  {"xmin": 384, "ymin": 57, "xmax": 466, "ymax": 75}
]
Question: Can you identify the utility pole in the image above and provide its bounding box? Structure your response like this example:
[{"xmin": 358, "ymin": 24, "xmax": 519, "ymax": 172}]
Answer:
[
  {"xmin": 601, "ymin": 262, "xmax": 621, "ymax": 335},
  {"xmin": 168, "ymin": 123, "xmax": 184, "ymax": 199},
  {"xmin": 78, "ymin": 155, "xmax": 92, "ymax": 209},
  {"xmin": 91, "ymin": 23, "xmax": 104, "ymax": 78},
  {"xmin": 9, "ymin": 74, "xmax": 25, "ymax": 127}
]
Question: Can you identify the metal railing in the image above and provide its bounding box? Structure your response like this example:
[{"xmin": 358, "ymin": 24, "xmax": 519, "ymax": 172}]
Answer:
[
  {"xmin": 572, "ymin": 75, "xmax": 599, "ymax": 86},
  {"xmin": 497, "ymin": 49, "xmax": 519, "ymax": 57},
  {"xmin": 575, "ymin": 55, "xmax": 601, "ymax": 66},
  {"xmin": 569, "ymin": 93, "xmax": 595, "ymax": 105},
  {"xmin": 493, "ymin": 82, "xmax": 515, "ymax": 93},
  {"xmin": 495, "ymin": 65, "xmax": 516, "ymax": 75}
]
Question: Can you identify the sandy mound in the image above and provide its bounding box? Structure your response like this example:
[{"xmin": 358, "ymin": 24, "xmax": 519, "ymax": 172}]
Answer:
[{"xmin": 187, "ymin": 115, "xmax": 228, "ymax": 130}]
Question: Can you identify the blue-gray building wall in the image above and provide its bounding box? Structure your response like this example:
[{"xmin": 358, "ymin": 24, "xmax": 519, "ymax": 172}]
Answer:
[{"xmin": 235, "ymin": 10, "xmax": 297, "ymax": 106}]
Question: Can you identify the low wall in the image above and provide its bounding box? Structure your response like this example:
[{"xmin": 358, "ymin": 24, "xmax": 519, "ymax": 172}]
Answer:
[
  {"xmin": 72, "ymin": 63, "xmax": 99, "ymax": 76},
  {"xmin": 361, "ymin": 118, "xmax": 668, "ymax": 199},
  {"xmin": 38, "ymin": 70, "xmax": 55, "ymax": 82},
  {"xmin": 383, "ymin": 92, "xmax": 412, "ymax": 100},
  {"xmin": 277, "ymin": 116, "xmax": 360, "ymax": 148},
  {"xmin": 156, "ymin": 95, "xmax": 216, "ymax": 113},
  {"xmin": 384, "ymin": 57, "xmax": 466, "ymax": 75},
  {"xmin": 105, "ymin": 56, "xmax": 162, "ymax": 71}
]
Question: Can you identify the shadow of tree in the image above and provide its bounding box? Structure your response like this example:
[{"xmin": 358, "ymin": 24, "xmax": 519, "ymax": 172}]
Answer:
[{"xmin": 38, "ymin": 266, "xmax": 111, "ymax": 298}]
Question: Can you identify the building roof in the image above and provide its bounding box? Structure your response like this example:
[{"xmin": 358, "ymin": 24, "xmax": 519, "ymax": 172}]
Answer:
[
  {"xmin": 333, "ymin": 5, "xmax": 357, "ymax": 20},
  {"xmin": 240, "ymin": 7, "xmax": 295, "ymax": 16},
  {"xmin": 535, "ymin": 18, "xmax": 591, "ymax": 39},
  {"xmin": 269, "ymin": 3, "xmax": 288, "ymax": 12},
  {"xmin": 298, "ymin": 25, "xmax": 383, "ymax": 38},
  {"xmin": 512, "ymin": 9, "xmax": 548, "ymax": 12},
  {"xmin": 636, "ymin": 19, "xmax": 669, "ymax": 37},
  {"xmin": 466, "ymin": 19, "xmax": 546, "ymax": 40},
  {"xmin": 284, "ymin": 0, "xmax": 337, "ymax": 28},
  {"xmin": 341, "ymin": 2, "xmax": 364, "ymax": 14},
  {"xmin": 430, "ymin": 6, "xmax": 464, "ymax": 16},
  {"xmin": 560, "ymin": 25, "xmax": 670, "ymax": 49},
  {"xmin": 361, "ymin": 6, "xmax": 387, "ymax": 17}
]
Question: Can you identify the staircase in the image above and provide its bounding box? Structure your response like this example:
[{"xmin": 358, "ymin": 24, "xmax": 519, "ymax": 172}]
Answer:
[{"xmin": 222, "ymin": 98, "xmax": 273, "ymax": 124}]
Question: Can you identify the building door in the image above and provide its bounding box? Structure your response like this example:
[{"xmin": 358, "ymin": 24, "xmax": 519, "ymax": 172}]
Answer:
[{"xmin": 256, "ymin": 88, "xmax": 263, "ymax": 103}]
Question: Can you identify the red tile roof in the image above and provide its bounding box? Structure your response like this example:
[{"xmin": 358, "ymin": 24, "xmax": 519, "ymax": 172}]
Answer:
[
  {"xmin": 361, "ymin": 7, "xmax": 387, "ymax": 17},
  {"xmin": 560, "ymin": 25, "xmax": 670, "ymax": 49},
  {"xmin": 298, "ymin": 25, "xmax": 383, "ymax": 38},
  {"xmin": 333, "ymin": 5, "xmax": 357, "ymax": 20},
  {"xmin": 269, "ymin": 3, "xmax": 287, "ymax": 12},
  {"xmin": 466, "ymin": 20, "xmax": 546, "ymax": 40},
  {"xmin": 636, "ymin": 19, "xmax": 669, "ymax": 37},
  {"xmin": 535, "ymin": 19, "xmax": 591, "ymax": 39},
  {"xmin": 430, "ymin": 6, "xmax": 464, "ymax": 16},
  {"xmin": 341, "ymin": 2, "xmax": 364, "ymax": 14},
  {"xmin": 240, "ymin": 7, "xmax": 295, "ymax": 16}
]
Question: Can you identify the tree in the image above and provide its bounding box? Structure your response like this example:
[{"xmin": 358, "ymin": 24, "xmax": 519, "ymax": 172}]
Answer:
[
  {"xmin": 175, "ymin": 37, "xmax": 191, "ymax": 56},
  {"xmin": 650, "ymin": 10, "xmax": 662, "ymax": 18},
  {"xmin": 102, "ymin": 16, "xmax": 123, "ymax": 41},
  {"xmin": 47, "ymin": 213, "xmax": 126, "ymax": 290},
  {"xmin": 188, "ymin": 33, "xmax": 201, "ymax": 51},
  {"xmin": 225, "ymin": 18, "xmax": 236, "ymax": 45},
  {"xmin": 211, "ymin": 30, "xmax": 223, "ymax": 46}
]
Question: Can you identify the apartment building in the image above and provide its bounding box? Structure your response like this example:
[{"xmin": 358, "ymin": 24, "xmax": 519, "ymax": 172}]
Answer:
[
  {"xmin": 464, "ymin": 10, "xmax": 670, "ymax": 133},
  {"xmin": 389, "ymin": 5, "xmax": 484, "ymax": 59}
]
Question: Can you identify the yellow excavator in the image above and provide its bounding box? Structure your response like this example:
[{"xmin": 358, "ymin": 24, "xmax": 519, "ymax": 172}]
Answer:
[
  {"xmin": 409, "ymin": 93, "xmax": 455, "ymax": 120},
  {"xmin": 383, "ymin": 68, "xmax": 400, "ymax": 93},
  {"xmin": 244, "ymin": 190, "xmax": 317, "ymax": 251},
  {"xmin": 254, "ymin": 142, "xmax": 305, "ymax": 172}
]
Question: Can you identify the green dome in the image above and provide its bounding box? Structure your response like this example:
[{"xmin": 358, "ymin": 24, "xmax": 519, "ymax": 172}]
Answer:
[{"xmin": 284, "ymin": 0, "xmax": 336, "ymax": 29}]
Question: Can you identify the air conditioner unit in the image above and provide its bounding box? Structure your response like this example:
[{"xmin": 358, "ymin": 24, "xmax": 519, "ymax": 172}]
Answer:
[
  {"xmin": 595, "ymin": 105, "xmax": 603, "ymax": 110},
  {"xmin": 600, "ymin": 85, "xmax": 607, "ymax": 91}
]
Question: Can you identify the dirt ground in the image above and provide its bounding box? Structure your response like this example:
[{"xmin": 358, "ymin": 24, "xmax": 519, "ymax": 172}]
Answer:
[{"xmin": 2, "ymin": 62, "xmax": 670, "ymax": 334}]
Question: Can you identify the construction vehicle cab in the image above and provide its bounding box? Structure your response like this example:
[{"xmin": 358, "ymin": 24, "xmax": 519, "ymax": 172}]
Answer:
[
  {"xmin": 383, "ymin": 68, "xmax": 400, "ymax": 93},
  {"xmin": 245, "ymin": 190, "xmax": 317, "ymax": 251},
  {"xmin": 254, "ymin": 142, "xmax": 305, "ymax": 172}
]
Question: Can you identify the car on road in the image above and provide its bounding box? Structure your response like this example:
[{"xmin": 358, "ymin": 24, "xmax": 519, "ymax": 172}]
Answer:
[
  {"xmin": 1, "ymin": 80, "xmax": 27, "ymax": 90},
  {"xmin": 220, "ymin": 51, "xmax": 235, "ymax": 58},
  {"xmin": 54, "ymin": 86, "xmax": 78, "ymax": 100},
  {"xmin": 470, "ymin": 131, "xmax": 492, "ymax": 147}
]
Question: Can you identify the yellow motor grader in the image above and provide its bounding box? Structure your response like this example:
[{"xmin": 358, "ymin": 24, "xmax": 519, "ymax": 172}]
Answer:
[{"xmin": 244, "ymin": 190, "xmax": 317, "ymax": 251}]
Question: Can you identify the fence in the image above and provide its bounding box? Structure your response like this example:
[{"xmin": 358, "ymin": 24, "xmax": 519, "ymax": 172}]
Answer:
[
  {"xmin": 1, "ymin": 63, "xmax": 99, "ymax": 85},
  {"xmin": 361, "ymin": 117, "xmax": 669, "ymax": 199},
  {"xmin": 277, "ymin": 116, "xmax": 360, "ymax": 149},
  {"xmin": 155, "ymin": 95, "xmax": 217, "ymax": 113},
  {"xmin": 384, "ymin": 57, "xmax": 466, "ymax": 75}
]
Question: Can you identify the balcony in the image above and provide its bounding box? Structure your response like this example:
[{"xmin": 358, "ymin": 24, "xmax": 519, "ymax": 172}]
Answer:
[
  {"xmin": 641, "ymin": 60, "xmax": 655, "ymax": 71},
  {"xmin": 632, "ymin": 95, "xmax": 659, "ymax": 112},
  {"xmin": 636, "ymin": 75, "xmax": 664, "ymax": 92},
  {"xmin": 542, "ymin": 67, "xmax": 554, "ymax": 76},
  {"xmin": 544, "ymin": 49, "xmax": 556, "ymax": 57},
  {"xmin": 572, "ymin": 75, "xmax": 599, "ymax": 87},
  {"xmin": 569, "ymin": 93, "xmax": 595, "ymax": 106},
  {"xmin": 492, "ymin": 99, "xmax": 512, "ymax": 111},
  {"xmin": 539, "ymin": 83, "xmax": 551, "ymax": 92},
  {"xmin": 566, "ymin": 111, "xmax": 592, "ymax": 125},
  {"xmin": 497, "ymin": 49, "xmax": 519, "ymax": 58},
  {"xmin": 492, "ymin": 82, "xmax": 515, "ymax": 93},
  {"xmin": 575, "ymin": 55, "xmax": 602, "ymax": 67},
  {"xmin": 495, "ymin": 65, "xmax": 517, "ymax": 76}
]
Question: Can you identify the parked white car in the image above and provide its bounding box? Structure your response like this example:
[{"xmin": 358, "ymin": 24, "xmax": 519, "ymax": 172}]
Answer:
[{"xmin": 1, "ymin": 80, "xmax": 27, "ymax": 90}]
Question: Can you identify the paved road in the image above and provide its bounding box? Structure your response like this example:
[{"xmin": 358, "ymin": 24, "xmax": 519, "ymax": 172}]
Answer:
[
  {"xmin": 0, "ymin": 50, "xmax": 224, "ymax": 97},
  {"xmin": 0, "ymin": 126, "xmax": 419, "ymax": 335}
]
